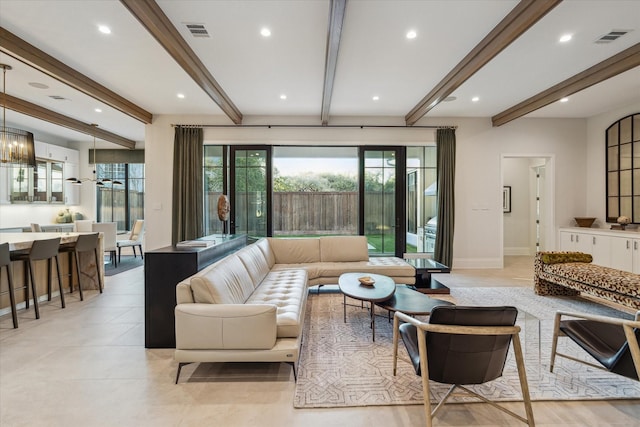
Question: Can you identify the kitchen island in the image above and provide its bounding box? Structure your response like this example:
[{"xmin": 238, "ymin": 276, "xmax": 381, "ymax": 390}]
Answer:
[{"xmin": 0, "ymin": 232, "xmax": 104, "ymax": 315}]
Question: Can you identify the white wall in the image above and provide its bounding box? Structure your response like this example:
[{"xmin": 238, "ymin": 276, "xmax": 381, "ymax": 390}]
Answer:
[{"xmin": 145, "ymin": 115, "xmax": 588, "ymax": 268}]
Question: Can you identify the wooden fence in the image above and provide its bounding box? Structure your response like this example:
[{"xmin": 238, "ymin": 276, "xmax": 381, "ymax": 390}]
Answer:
[{"xmin": 206, "ymin": 191, "xmax": 395, "ymax": 235}]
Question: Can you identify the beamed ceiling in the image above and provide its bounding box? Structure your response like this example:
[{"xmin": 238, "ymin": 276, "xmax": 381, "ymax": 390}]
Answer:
[{"xmin": 0, "ymin": 0, "xmax": 639, "ymax": 148}]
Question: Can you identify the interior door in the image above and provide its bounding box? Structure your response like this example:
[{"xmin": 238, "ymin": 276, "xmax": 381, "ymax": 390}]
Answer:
[
  {"xmin": 230, "ymin": 146, "xmax": 272, "ymax": 238},
  {"xmin": 360, "ymin": 147, "xmax": 405, "ymax": 257}
]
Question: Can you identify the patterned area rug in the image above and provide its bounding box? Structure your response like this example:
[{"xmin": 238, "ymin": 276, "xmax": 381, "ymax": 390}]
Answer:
[{"xmin": 293, "ymin": 287, "xmax": 640, "ymax": 408}]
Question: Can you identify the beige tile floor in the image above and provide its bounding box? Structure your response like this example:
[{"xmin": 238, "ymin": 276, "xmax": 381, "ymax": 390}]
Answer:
[{"xmin": 1, "ymin": 256, "xmax": 639, "ymax": 426}]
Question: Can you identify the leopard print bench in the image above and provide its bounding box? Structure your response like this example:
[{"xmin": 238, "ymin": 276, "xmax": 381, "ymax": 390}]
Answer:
[{"xmin": 534, "ymin": 251, "xmax": 640, "ymax": 310}]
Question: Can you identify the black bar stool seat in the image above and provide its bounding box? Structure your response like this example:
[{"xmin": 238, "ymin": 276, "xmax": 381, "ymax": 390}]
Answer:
[{"xmin": 10, "ymin": 237, "xmax": 65, "ymax": 319}]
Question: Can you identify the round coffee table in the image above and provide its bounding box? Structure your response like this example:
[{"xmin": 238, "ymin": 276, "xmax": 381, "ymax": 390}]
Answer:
[
  {"xmin": 338, "ymin": 272, "xmax": 396, "ymax": 341},
  {"xmin": 375, "ymin": 285, "xmax": 454, "ymax": 321}
]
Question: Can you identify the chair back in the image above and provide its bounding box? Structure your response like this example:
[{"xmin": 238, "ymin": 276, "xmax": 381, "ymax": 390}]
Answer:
[
  {"xmin": 74, "ymin": 233, "xmax": 100, "ymax": 253},
  {"xmin": 29, "ymin": 238, "xmax": 61, "ymax": 261},
  {"xmin": 31, "ymin": 223, "xmax": 42, "ymax": 232},
  {"xmin": 426, "ymin": 305, "xmax": 518, "ymax": 385},
  {"xmin": 92, "ymin": 222, "xmax": 117, "ymax": 251},
  {"xmin": 0, "ymin": 243, "xmax": 11, "ymax": 267},
  {"xmin": 128, "ymin": 220, "xmax": 145, "ymax": 242},
  {"xmin": 74, "ymin": 220, "xmax": 94, "ymax": 232}
]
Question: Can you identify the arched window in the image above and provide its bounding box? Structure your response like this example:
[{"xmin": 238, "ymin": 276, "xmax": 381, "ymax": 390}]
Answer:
[{"xmin": 606, "ymin": 113, "xmax": 640, "ymax": 223}]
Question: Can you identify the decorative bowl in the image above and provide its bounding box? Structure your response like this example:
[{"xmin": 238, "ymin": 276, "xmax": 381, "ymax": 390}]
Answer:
[
  {"xmin": 574, "ymin": 217, "xmax": 596, "ymax": 228},
  {"xmin": 358, "ymin": 276, "xmax": 375, "ymax": 286}
]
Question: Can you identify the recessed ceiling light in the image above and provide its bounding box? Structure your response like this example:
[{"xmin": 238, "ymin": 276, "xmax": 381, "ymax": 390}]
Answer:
[
  {"xmin": 559, "ymin": 33, "xmax": 572, "ymax": 43},
  {"xmin": 98, "ymin": 25, "xmax": 111, "ymax": 35},
  {"xmin": 94, "ymin": 108, "xmax": 102, "ymax": 113},
  {"xmin": 372, "ymin": 95, "xmax": 380, "ymax": 101},
  {"xmin": 261, "ymin": 27, "xmax": 271, "ymax": 37},
  {"xmin": 560, "ymin": 97, "xmax": 569, "ymax": 103},
  {"xmin": 471, "ymin": 96, "xmax": 480, "ymax": 102},
  {"xmin": 28, "ymin": 82, "xmax": 49, "ymax": 89},
  {"xmin": 406, "ymin": 30, "xmax": 417, "ymax": 40},
  {"xmin": 177, "ymin": 93, "xmax": 185, "ymax": 99}
]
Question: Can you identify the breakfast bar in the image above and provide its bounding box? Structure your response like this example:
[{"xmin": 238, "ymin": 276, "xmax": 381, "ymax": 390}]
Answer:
[{"xmin": 0, "ymin": 232, "xmax": 104, "ymax": 315}]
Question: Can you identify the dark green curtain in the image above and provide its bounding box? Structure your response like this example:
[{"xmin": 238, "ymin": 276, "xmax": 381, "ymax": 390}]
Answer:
[
  {"xmin": 434, "ymin": 128, "xmax": 456, "ymax": 267},
  {"xmin": 172, "ymin": 127, "xmax": 204, "ymax": 244}
]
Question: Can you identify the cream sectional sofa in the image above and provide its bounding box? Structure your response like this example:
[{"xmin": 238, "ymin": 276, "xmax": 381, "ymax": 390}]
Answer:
[{"xmin": 174, "ymin": 235, "xmax": 415, "ymax": 383}]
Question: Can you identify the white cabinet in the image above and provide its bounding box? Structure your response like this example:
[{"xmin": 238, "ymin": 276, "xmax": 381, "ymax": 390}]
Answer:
[
  {"xmin": 608, "ymin": 236, "xmax": 633, "ymax": 271},
  {"xmin": 24, "ymin": 141, "xmax": 80, "ymax": 205},
  {"xmin": 559, "ymin": 230, "xmax": 610, "ymax": 266},
  {"xmin": 559, "ymin": 227, "xmax": 640, "ymax": 273}
]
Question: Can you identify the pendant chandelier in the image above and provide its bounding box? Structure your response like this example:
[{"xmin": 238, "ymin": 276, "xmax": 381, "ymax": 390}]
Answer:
[
  {"xmin": 0, "ymin": 64, "xmax": 36, "ymax": 168},
  {"xmin": 66, "ymin": 123, "xmax": 123, "ymax": 186}
]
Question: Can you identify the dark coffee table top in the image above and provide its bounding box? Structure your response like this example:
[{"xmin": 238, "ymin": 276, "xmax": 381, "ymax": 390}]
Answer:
[
  {"xmin": 376, "ymin": 285, "xmax": 453, "ymax": 315},
  {"xmin": 338, "ymin": 273, "xmax": 396, "ymax": 303}
]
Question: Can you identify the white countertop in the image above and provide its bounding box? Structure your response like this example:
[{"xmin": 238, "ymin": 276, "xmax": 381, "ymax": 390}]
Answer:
[{"xmin": 0, "ymin": 232, "xmax": 86, "ymax": 251}]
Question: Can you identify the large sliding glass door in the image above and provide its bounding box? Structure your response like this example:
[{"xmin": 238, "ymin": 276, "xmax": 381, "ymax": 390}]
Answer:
[
  {"xmin": 230, "ymin": 146, "xmax": 271, "ymax": 239},
  {"xmin": 361, "ymin": 147, "xmax": 405, "ymax": 256}
]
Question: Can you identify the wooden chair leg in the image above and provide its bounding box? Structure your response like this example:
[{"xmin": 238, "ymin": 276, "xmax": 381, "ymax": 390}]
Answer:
[{"xmin": 550, "ymin": 312, "xmax": 561, "ymax": 373}]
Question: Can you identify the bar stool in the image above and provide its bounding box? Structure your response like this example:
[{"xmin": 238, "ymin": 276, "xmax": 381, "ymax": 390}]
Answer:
[
  {"xmin": 10, "ymin": 237, "xmax": 65, "ymax": 319},
  {"xmin": 58, "ymin": 233, "xmax": 103, "ymax": 301},
  {"xmin": 0, "ymin": 243, "xmax": 18, "ymax": 328}
]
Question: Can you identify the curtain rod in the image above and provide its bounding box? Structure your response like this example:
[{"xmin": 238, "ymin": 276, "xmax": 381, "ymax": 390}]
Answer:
[{"xmin": 171, "ymin": 124, "xmax": 457, "ymax": 129}]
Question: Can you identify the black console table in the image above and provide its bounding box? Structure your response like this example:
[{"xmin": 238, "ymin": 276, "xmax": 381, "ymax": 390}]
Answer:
[
  {"xmin": 144, "ymin": 234, "xmax": 247, "ymax": 348},
  {"xmin": 404, "ymin": 258, "xmax": 451, "ymax": 294}
]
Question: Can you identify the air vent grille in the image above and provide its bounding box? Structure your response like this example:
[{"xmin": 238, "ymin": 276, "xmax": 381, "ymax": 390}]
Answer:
[
  {"xmin": 49, "ymin": 95, "xmax": 66, "ymax": 100},
  {"xmin": 595, "ymin": 30, "xmax": 630, "ymax": 44},
  {"xmin": 184, "ymin": 23, "xmax": 210, "ymax": 38}
]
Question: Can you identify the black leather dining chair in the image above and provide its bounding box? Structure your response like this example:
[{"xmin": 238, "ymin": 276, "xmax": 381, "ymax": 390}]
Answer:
[
  {"xmin": 392, "ymin": 305, "xmax": 534, "ymax": 427},
  {"xmin": 550, "ymin": 310, "xmax": 640, "ymax": 381}
]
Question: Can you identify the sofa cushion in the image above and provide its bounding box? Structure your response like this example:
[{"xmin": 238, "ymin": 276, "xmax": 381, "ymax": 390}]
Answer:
[
  {"xmin": 315, "ymin": 257, "xmax": 415, "ymax": 279},
  {"xmin": 268, "ymin": 237, "xmax": 321, "ymax": 264},
  {"xmin": 255, "ymin": 238, "xmax": 275, "ymax": 268},
  {"xmin": 237, "ymin": 243, "xmax": 271, "ymax": 287},
  {"xmin": 320, "ymin": 236, "xmax": 369, "ymax": 262},
  {"xmin": 246, "ymin": 268, "xmax": 308, "ymax": 338},
  {"xmin": 191, "ymin": 255, "xmax": 255, "ymax": 304}
]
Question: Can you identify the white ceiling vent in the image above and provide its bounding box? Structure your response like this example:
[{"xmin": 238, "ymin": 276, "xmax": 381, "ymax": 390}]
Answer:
[
  {"xmin": 595, "ymin": 30, "xmax": 631, "ymax": 44},
  {"xmin": 184, "ymin": 23, "xmax": 210, "ymax": 38},
  {"xmin": 49, "ymin": 95, "xmax": 67, "ymax": 100}
]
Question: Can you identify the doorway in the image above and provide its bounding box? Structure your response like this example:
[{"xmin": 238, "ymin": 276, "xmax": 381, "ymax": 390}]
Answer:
[{"xmin": 501, "ymin": 155, "xmax": 555, "ymax": 265}]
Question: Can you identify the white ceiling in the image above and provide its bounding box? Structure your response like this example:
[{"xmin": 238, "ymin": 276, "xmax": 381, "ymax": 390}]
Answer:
[{"xmin": 0, "ymin": 0, "xmax": 639, "ymax": 148}]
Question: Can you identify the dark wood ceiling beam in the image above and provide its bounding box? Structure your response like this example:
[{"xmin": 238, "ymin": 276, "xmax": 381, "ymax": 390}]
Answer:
[
  {"xmin": 405, "ymin": 0, "xmax": 562, "ymax": 126},
  {"xmin": 321, "ymin": 0, "xmax": 347, "ymax": 125},
  {"xmin": 492, "ymin": 43, "xmax": 640, "ymax": 126},
  {"xmin": 120, "ymin": 0, "xmax": 243, "ymax": 124},
  {"xmin": 1, "ymin": 93, "xmax": 136, "ymax": 149},
  {"xmin": 0, "ymin": 27, "xmax": 152, "ymax": 124}
]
